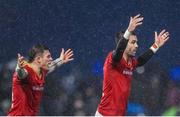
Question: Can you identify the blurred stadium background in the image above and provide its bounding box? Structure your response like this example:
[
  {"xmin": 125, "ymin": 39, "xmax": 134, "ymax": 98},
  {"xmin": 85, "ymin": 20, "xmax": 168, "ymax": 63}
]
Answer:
[{"xmin": 0, "ymin": 0, "xmax": 180, "ymax": 115}]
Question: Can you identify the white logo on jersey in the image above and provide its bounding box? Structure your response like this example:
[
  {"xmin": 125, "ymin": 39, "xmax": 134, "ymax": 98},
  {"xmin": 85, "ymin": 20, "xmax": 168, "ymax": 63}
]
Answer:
[
  {"xmin": 123, "ymin": 69, "xmax": 133, "ymax": 75},
  {"xmin": 32, "ymin": 86, "xmax": 44, "ymax": 91}
]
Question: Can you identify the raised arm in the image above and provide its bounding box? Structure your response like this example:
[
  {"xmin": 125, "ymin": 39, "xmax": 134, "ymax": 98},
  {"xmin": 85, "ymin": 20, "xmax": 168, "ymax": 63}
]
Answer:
[
  {"xmin": 48, "ymin": 48, "xmax": 74, "ymax": 73},
  {"xmin": 112, "ymin": 14, "xmax": 143, "ymax": 63},
  {"xmin": 16, "ymin": 53, "xmax": 28, "ymax": 79},
  {"xmin": 137, "ymin": 29, "xmax": 170, "ymax": 67}
]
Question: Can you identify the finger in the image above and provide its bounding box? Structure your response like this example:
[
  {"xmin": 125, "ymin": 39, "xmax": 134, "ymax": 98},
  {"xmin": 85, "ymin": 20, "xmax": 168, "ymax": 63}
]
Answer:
[
  {"xmin": 164, "ymin": 35, "xmax": 170, "ymax": 40},
  {"xmin": 63, "ymin": 58, "xmax": 74, "ymax": 63},
  {"xmin": 165, "ymin": 36, "xmax": 169, "ymax": 41},
  {"xmin": 65, "ymin": 54, "xmax": 74, "ymax": 59},
  {"xmin": 20, "ymin": 56, "xmax": 24, "ymax": 60},
  {"xmin": 20, "ymin": 59, "xmax": 25, "ymax": 63},
  {"xmin": 133, "ymin": 14, "xmax": 141, "ymax": 19},
  {"xmin": 161, "ymin": 32, "xmax": 169, "ymax": 39},
  {"xmin": 164, "ymin": 32, "xmax": 169, "ymax": 37},
  {"xmin": 65, "ymin": 49, "xmax": 72, "ymax": 55},
  {"xmin": 66, "ymin": 50, "xmax": 73, "ymax": 54},
  {"xmin": 155, "ymin": 31, "xmax": 158, "ymax": 39},
  {"xmin": 159, "ymin": 29, "xmax": 166, "ymax": 36},
  {"xmin": 69, "ymin": 58, "xmax": 74, "ymax": 61},
  {"xmin": 17, "ymin": 53, "xmax": 22, "ymax": 61},
  {"xmin": 66, "ymin": 58, "xmax": 74, "ymax": 62},
  {"xmin": 66, "ymin": 49, "xmax": 72, "ymax": 53},
  {"xmin": 133, "ymin": 17, "xmax": 144, "ymax": 23},
  {"xmin": 166, "ymin": 32, "xmax": 169, "ymax": 35},
  {"xmin": 66, "ymin": 53, "xmax": 74, "ymax": 59},
  {"xmin": 18, "ymin": 53, "xmax": 24, "ymax": 59},
  {"xmin": 66, "ymin": 51, "xmax": 73, "ymax": 56},
  {"xmin": 60, "ymin": 48, "xmax": 64, "ymax": 56},
  {"xmin": 163, "ymin": 37, "xmax": 169, "ymax": 43},
  {"xmin": 18, "ymin": 53, "xmax": 21, "ymax": 58},
  {"xmin": 130, "ymin": 17, "xmax": 132, "ymax": 21},
  {"xmin": 135, "ymin": 22, "xmax": 143, "ymax": 26},
  {"xmin": 19, "ymin": 61, "xmax": 25, "ymax": 67},
  {"xmin": 20, "ymin": 61, "xmax": 24, "ymax": 66},
  {"xmin": 62, "ymin": 48, "xmax": 64, "ymax": 54},
  {"xmin": 19, "ymin": 57, "xmax": 25, "ymax": 62}
]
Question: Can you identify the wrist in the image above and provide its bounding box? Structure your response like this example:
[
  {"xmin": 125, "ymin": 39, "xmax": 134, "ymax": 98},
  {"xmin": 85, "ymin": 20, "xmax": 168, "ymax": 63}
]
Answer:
[
  {"xmin": 15, "ymin": 64, "xmax": 21, "ymax": 71},
  {"xmin": 56, "ymin": 58, "xmax": 64, "ymax": 65},
  {"xmin": 58, "ymin": 58, "xmax": 64, "ymax": 62},
  {"xmin": 57, "ymin": 58, "xmax": 64, "ymax": 66},
  {"xmin": 123, "ymin": 29, "xmax": 131, "ymax": 40},
  {"xmin": 150, "ymin": 43, "xmax": 159, "ymax": 53}
]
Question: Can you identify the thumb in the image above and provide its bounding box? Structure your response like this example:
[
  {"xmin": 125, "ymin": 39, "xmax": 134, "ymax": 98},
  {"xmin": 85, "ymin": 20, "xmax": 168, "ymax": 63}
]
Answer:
[
  {"xmin": 61, "ymin": 48, "xmax": 64, "ymax": 55},
  {"xmin": 155, "ymin": 31, "xmax": 158, "ymax": 40},
  {"xmin": 60, "ymin": 48, "xmax": 64, "ymax": 58},
  {"xmin": 18, "ymin": 53, "xmax": 21, "ymax": 58}
]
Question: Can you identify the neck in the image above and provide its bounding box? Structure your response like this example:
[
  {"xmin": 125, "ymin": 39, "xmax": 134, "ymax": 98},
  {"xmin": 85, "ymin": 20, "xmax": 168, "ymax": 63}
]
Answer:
[
  {"xmin": 30, "ymin": 62, "xmax": 42, "ymax": 76},
  {"xmin": 123, "ymin": 53, "xmax": 132, "ymax": 63}
]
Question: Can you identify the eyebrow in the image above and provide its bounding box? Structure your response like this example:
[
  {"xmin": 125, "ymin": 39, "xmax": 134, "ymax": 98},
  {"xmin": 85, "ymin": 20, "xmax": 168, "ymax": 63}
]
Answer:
[
  {"xmin": 47, "ymin": 54, "xmax": 51, "ymax": 57},
  {"xmin": 131, "ymin": 40, "xmax": 137, "ymax": 42}
]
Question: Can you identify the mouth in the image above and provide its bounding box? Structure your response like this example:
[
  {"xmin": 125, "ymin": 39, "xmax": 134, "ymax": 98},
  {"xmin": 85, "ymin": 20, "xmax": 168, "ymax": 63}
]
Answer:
[
  {"xmin": 47, "ymin": 62, "xmax": 52, "ymax": 68},
  {"xmin": 133, "ymin": 49, "xmax": 137, "ymax": 53},
  {"xmin": 132, "ymin": 49, "xmax": 137, "ymax": 54}
]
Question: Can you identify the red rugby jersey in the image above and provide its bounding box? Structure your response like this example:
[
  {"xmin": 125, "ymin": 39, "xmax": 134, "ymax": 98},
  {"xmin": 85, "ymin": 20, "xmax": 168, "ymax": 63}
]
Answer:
[
  {"xmin": 8, "ymin": 64, "xmax": 48, "ymax": 116},
  {"xmin": 98, "ymin": 51, "xmax": 137, "ymax": 116}
]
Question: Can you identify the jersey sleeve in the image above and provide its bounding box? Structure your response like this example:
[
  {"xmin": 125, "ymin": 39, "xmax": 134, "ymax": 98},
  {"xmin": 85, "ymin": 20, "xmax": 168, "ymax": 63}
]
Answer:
[{"xmin": 23, "ymin": 65, "xmax": 34, "ymax": 82}]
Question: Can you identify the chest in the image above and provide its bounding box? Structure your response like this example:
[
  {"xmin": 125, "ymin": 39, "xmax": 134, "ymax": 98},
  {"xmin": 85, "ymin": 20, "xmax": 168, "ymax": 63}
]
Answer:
[
  {"xmin": 115, "ymin": 60, "xmax": 134, "ymax": 77},
  {"xmin": 28, "ymin": 73, "xmax": 45, "ymax": 92}
]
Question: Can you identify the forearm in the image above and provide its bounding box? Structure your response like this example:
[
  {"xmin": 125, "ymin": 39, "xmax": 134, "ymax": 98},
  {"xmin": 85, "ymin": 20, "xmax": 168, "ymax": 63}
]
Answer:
[
  {"xmin": 112, "ymin": 30, "xmax": 130, "ymax": 62},
  {"xmin": 137, "ymin": 43, "xmax": 159, "ymax": 67},
  {"xmin": 48, "ymin": 58, "xmax": 64, "ymax": 74}
]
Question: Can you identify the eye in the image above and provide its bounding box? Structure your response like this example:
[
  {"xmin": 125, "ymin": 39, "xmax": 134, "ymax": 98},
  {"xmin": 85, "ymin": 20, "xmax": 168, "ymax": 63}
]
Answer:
[
  {"xmin": 131, "ymin": 41, "xmax": 135, "ymax": 44},
  {"xmin": 132, "ymin": 40, "xmax": 138, "ymax": 44},
  {"xmin": 47, "ymin": 55, "xmax": 51, "ymax": 58}
]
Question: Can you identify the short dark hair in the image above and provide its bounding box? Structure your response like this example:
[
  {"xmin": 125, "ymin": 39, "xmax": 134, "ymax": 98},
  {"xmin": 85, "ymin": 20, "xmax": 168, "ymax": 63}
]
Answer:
[
  {"xmin": 28, "ymin": 44, "xmax": 50, "ymax": 63},
  {"xmin": 115, "ymin": 31, "xmax": 136, "ymax": 45}
]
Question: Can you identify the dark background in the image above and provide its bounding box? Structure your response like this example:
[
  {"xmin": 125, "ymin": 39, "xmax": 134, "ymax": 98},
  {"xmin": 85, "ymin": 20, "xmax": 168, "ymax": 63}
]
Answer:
[{"xmin": 0, "ymin": 0, "xmax": 180, "ymax": 116}]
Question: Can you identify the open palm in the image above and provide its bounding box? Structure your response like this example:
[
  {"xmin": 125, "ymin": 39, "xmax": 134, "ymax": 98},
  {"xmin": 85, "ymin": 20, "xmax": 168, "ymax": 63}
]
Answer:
[
  {"xmin": 59, "ymin": 48, "xmax": 74, "ymax": 64},
  {"xmin": 154, "ymin": 29, "xmax": 170, "ymax": 48}
]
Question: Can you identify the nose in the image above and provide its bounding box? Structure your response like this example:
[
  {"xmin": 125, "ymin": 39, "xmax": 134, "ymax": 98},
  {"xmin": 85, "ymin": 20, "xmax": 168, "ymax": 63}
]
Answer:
[
  {"xmin": 50, "ymin": 57, "xmax": 53, "ymax": 61},
  {"xmin": 135, "ymin": 43, "xmax": 138, "ymax": 48}
]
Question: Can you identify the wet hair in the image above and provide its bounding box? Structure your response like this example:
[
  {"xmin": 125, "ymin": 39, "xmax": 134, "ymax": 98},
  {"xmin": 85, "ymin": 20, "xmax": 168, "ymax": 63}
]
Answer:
[
  {"xmin": 28, "ymin": 44, "xmax": 50, "ymax": 63},
  {"xmin": 115, "ymin": 31, "xmax": 136, "ymax": 45}
]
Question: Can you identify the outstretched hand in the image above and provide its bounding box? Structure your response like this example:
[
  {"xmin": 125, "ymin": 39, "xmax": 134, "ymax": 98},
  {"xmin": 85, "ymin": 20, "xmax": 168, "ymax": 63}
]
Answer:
[
  {"xmin": 154, "ymin": 29, "xmax": 170, "ymax": 48},
  {"xmin": 59, "ymin": 48, "xmax": 74, "ymax": 64},
  {"xmin": 127, "ymin": 14, "xmax": 143, "ymax": 32},
  {"xmin": 17, "ymin": 53, "xmax": 26, "ymax": 68}
]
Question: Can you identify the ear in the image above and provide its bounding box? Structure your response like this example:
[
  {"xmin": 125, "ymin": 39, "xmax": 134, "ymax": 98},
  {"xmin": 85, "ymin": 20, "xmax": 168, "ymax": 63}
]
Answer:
[{"xmin": 35, "ymin": 56, "xmax": 42, "ymax": 64}]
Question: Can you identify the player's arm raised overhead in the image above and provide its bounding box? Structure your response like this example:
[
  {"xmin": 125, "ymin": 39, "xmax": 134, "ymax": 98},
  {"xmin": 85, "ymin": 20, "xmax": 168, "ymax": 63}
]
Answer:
[
  {"xmin": 112, "ymin": 14, "xmax": 143, "ymax": 63},
  {"xmin": 47, "ymin": 48, "xmax": 74, "ymax": 73},
  {"xmin": 137, "ymin": 29, "xmax": 170, "ymax": 67},
  {"xmin": 16, "ymin": 53, "xmax": 28, "ymax": 79}
]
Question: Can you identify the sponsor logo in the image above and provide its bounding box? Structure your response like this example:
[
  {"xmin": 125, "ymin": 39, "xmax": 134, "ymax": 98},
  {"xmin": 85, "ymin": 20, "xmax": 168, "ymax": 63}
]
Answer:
[
  {"xmin": 123, "ymin": 69, "xmax": 133, "ymax": 76},
  {"xmin": 32, "ymin": 86, "xmax": 44, "ymax": 91}
]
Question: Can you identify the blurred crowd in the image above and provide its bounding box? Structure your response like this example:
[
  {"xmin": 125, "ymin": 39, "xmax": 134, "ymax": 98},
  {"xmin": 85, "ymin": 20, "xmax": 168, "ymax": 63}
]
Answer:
[{"xmin": 0, "ymin": 59, "xmax": 179, "ymax": 116}]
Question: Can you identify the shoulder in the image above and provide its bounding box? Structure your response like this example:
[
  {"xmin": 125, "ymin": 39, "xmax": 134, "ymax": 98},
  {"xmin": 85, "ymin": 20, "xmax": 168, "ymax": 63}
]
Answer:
[
  {"xmin": 104, "ymin": 51, "xmax": 116, "ymax": 67},
  {"xmin": 107, "ymin": 51, "xmax": 113, "ymax": 59},
  {"xmin": 23, "ymin": 63, "xmax": 34, "ymax": 75},
  {"xmin": 105, "ymin": 51, "xmax": 113, "ymax": 62}
]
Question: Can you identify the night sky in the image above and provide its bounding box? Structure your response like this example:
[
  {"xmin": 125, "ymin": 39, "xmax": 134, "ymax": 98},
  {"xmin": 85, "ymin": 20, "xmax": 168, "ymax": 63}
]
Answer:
[{"xmin": 0, "ymin": 0, "xmax": 179, "ymax": 75}]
